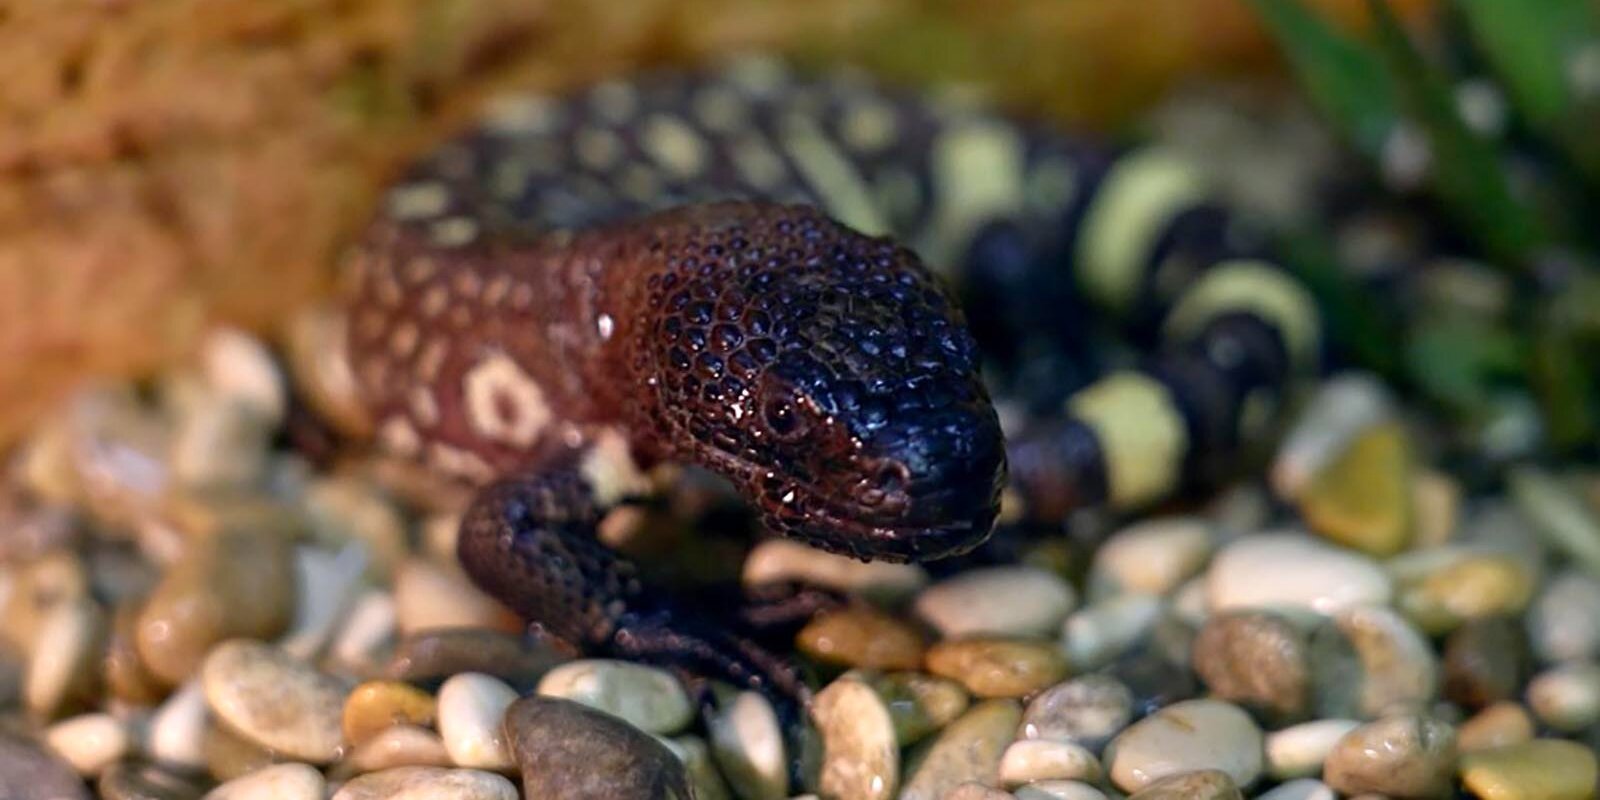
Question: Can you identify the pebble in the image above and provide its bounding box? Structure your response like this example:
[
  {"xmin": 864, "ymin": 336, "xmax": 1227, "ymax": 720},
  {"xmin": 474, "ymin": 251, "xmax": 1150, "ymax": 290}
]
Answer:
[
  {"xmin": 148, "ymin": 680, "xmax": 209, "ymax": 768},
  {"xmin": 898, "ymin": 699, "xmax": 1021, "ymax": 800},
  {"xmin": 329, "ymin": 589, "xmax": 397, "ymax": 673},
  {"xmin": 284, "ymin": 305, "xmax": 373, "ymax": 438},
  {"xmin": 280, "ymin": 543, "xmax": 367, "ymax": 660},
  {"xmin": 860, "ymin": 671, "xmax": 970, "ymax": 745},
  {"xmin": 200, "ymin": 327, "xmax": 288, "ymax": 426},
  {"xmin": 796, "ymin": 606, "xmax": 926, "ymax": 670},
  {"xmin": 706, "ymin": 689, "xmax": 786, "ymax": 800},
  {"xmin": 45, "ymin": 712, "xmax": 129, "ymax": 776},
  {"xmin": 1126, "ymin": 769, "xmax": 1243, "ymax": 799},
  {"xmin": 1441, "ymin": 617, "xmax": 1529, "ymax": 709},
  {"xmin": 332, "ymin": 766, "xmax": 519, "ymax": 800},
  {"xmin": 537, "ymin": 659, "xmax": 693, "ymax": 734},
  {"xmin": 1012, "ymin": 781, "xmax": 1108, "ymax": 800},
  {"xmin": 387, "ymin": 628, "xmax": 567, "ymax": 692},
  {"xmin": 105, "ymin": 604, "xmax": 166, "ymax": 705},
  {"xmin": 1310, "ymin": 605, "xmax": 1438, "ymax": 718},
  {"xmin": 1018, "ymin": 674, "xmax": 1134, "ymax": 753},
  {"xmin": 203, "ymin": 763, "xmax": 323, "ymax": 800},
  {"xmin": 1113, "ymin": 644, "xmax": 1199, "ymax": 718},
  {"xmin": 1264, "ymin": 719, "xmax": 1359, "ymax": 780},
  {"xmin": 331, "ymin": 724, "xmax": 452, "ymax": 778},
  {"xmin": 1456, "ymin": 702, "xmax": 1535, "ymax": 752},
  {"xmin": 0, "ymin": 730, "xmax": 92, "ymax": 800},
  {"xmin": 1525, "ymin": 660, "xmax": 1600, "ymax": 732},
  {"xmin": 1509, "ymin": 467, "xmax": 1600, "ymax": 576},
  {"xmin": 1104, "ymin": 699, "xmax": 1264, "ymax": 791},
  {"xmin": 998, "ymin": 738, "xmax": 1101, "ymax": 786},
  {"xmin": 1192, "ymin": 610, "xmax": 1311, "ymax": 724},
  {"xmin": 1322, "ymin": 714, "xmax": 1457, "ymax": 798},
  {"xmin": 1396, "ymin": 553, "xmax": 1534, "ymax": 634},
  {"xmin": 1061, "ymin": 594, "xmax": 1161, "ymax": 671},
  {"xmin": 437, "ymin": 672, "xmax": 518, "ymax": 771},
  {"xmin": 915, "ymin": 566, "xmax": 1076, "ymax": 638},
  {"xmin": 1298, "ymin": 422, "xmax": 1414, "ymax": 556},
  {"xmin": 202, "ymin": 718, "xmax": 279, "ymax": 781},
  {"xmin": 1525, "ymin": 569, "xmax": 1600, "ymax": 663},
  {"xmin": 201, "ymin": 639, "xmax": 349, "ymax": 763},
  {"xmin": 97, "ymin": 760, "xmax": 210, "ymax": 800},
  {"xmin": 1411, "ymin": 469, "xmax": 1460, "ymax": 547},
  {"xmin": 1458, "ymin": 739, "xmax": 1598, "ymax": 800},
  {"xmin": 25, "ymin": 595, "xmax": 106, "ymax": 719},
  {"xmin": 1272, "ymin": 374, "xmax": 1396, "ymax": 499},
  {"xmin": 393, "ymin": 558, "xmax": 518, "ymax": 635},
  {"xmin": 812, "ymin": 674, "xmax": 899, "ymax": 800},
  {"xmin": 169, "ymin": 394, "xmax": 272, "ymax": 490},
  {"xmin": 944, "ymin": 782, "xmax": 1012, "ymax": 800},
  {"xmin": 137, "ymin": 528, "xmax": 295, "ymax": 687},
  {"xmin": 304, "ymin": 477, "xmax": 409, "ymax": 582},
  {"xmin": 1089, "ymin": 517, "xmax": 1212, "ymax": 598},
  {"xmin": 741, "ymin": 539, "xmax": 927, "ymax": 604},
  {"xmin": 1256, "ymin": 779, "xmax": 1336, "ymax": 800},
  {"xmin": 342, "ymin": 679, "xmax": 437, "ymax": 746},
  {"xmin": 504, "ymin": 695, "xmax": 692, "ymax": 799},
  {"xmin": 1207, "ymin": 534, "xmax": 1392, "ymax": 615},
  {"xmin": 925, "ymin": 638, "xmax": 1069, "ymax": 698},
  {"xmin": 662, "ymin": 736, "xmax": 733, "ymax": 800}
]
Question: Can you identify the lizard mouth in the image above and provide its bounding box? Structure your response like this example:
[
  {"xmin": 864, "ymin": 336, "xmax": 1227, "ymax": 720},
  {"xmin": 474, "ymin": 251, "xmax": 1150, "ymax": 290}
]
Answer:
[{"xmin": 759, "ymin": 484, "xmax": 996, "ymax": 563}]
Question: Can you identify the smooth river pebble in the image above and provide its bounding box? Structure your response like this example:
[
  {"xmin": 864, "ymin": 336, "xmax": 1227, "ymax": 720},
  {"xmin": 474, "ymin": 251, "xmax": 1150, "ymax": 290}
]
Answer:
[
  {"xmin": 537, "ymin": 659, "xmax": 693, "ymax": 734},
  {"xmin": 1104, "ymin": 699, "xmax": 1264, "ymax": 791},
  {"xmin": 1207, "ymin": 534, "xmax": 1391, "ymax": 615},
  {"xmin": 201, "ymin": 639, "xmax": 348, "ymax": 763},
  {"xmin": 915, "ymin": 566, "xmax": 1076, "ymax": 638}
]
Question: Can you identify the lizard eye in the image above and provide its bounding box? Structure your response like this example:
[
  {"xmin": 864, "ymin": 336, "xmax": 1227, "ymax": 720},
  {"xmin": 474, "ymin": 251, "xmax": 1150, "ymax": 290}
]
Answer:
[{"xmin": 761, "ymin": 391, "xmax": 809, "ymax": 442}]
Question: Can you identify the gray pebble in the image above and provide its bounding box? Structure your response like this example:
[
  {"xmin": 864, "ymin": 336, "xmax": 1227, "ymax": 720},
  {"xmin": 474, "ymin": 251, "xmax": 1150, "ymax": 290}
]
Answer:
[
  {"xmin": 1310, "ymin": 606, "xmax": 1437, "ymax": 719},
  {"xmin": 1255, "ymin": 778, "xmax": 1336, "ymax": 800},
  {"xmin": 1526, "ymin": 660, "xmax": 1600, "ymax": 732},
  {"xmin": 1192, "ymin": 610, "xmax": 1311, "ymax": 724},
  {"xmin": 386, "ymin": 628, "xmax": 568, "ymax": 692},
  {"xmin": 504, "ymin": 695, "xmax": 691, "ymax": 799},
  {"xmin": 1441, "ymin": 616, "xmax": 1528, "ymax": 710},
  {"xmin": 0, "ymin": 730, "xmax": 91, "ymax": 800},
  {"xmin": 898, "ymin": 699, "xmax": 1021, "ymax": 800},
  {"xmin": 98, "ymin": 760, "xmax": 210, "ymax": 800},
  {"xmin": 1526, "ymin": 569, "xmax": 1600, "ymax": 663},
  {"xmin": 1017, "ymin": 675, "xmax": 1134, "ymax": 753},
  {"xmin": 331, "ymin": 766, "xmax": 518, "ymax": 800}
]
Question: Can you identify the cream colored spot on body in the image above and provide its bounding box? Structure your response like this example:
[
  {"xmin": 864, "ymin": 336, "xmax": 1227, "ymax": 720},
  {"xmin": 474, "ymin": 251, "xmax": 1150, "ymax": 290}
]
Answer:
[
  {"xmin": 403, "ymin": 257, "xmax": 437, "ymax": 285},
  {"xmin": 642, "ymin": 114, "xmax": 709, "ymax": 179},
  {"xmin": 431, "ymin": 217, "xmax": 479, "ymax": 248},
  {"xmin": 841, "ymin": 99, "xmax": 899, "ymax": 154},
  {"xmin": 730, "ymin": 135, "xmax": 788, "ymax": 191},
  {"xmin": 576, "ymin": 127, "xmax": 625, "ymax": 171},
  {"xmin": 590, "ymin": 81, "xmax": 639, "ymax": 123},
  {"xmin": 619, "ymin": 164, "xmax": 665, "ymax": 203},
  {"xmin": 389, "ymin": 322, "xmax": 420, "ymax": 359},
  {"xmin": 510, "ymin": 284, "xmax": 535, "ymax": 310},
  {"xmin": 415, "ymin": 339, "xmax": 448, "ymax": 383},
  {"xmin": 428, "ymin": 442, "xmax": 496, "ymax": 483},
  {"xmin": 483, "ymin": 94, "xmax": 564, "ymax": 135},
  {"xmin": 387, "ymin": 182, "xmax": 450, "ymax": 220},
  {"xmin": 1164, "ymin": 259, "xmax": 1321, "ymax": 367},
  {"xmin": 924, "ymin": 119, "xmax": 1026, "ymax": 268},
  {"xmin": 1069, "ymin": 371, "xmax": 1188, "ymax": 509},
  {"xmin": 379, "ymin": 417, "xmax": 422, "ymax": 457},
  {"xmin": 581, "ymin": 429, "xmax": 651, "ymax": 506},
  {"xmin": 408, "ymin": 387, "xmax": 440, "ymax": 427},
  {"xmin": 780, "ymin": 113, "xmax": 888, "ymax": 236},
  {"xmin": 483, "ymin": 275, "xmax": 511, "ymax": 307},
  {"xmin": 420, "ymin": 286, "xmax": 449, "ymax": 318},
  {"xmin": 1076, "ymin": 148, "xmax": 1208, "ymax": 313},
  {"xmin": 693, "ymin": 85, "xmax": 748, "ymax": 132},
  {"xmin": 462, "ymin": 351, "xmax": 553, "ymax": 448},
  {"xmin": 453, "ymin": 270, "xmax": 483, "ymax": 300}
]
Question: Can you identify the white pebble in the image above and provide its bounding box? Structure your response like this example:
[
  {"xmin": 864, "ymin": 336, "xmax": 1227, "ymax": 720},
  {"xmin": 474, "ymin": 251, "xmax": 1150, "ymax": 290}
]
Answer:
[
  {"xmin": 1172, "ymin": 576, "xmax": 1209, "ymax": 627},
  {"xmin": 1104, "ymin": 699, "xmax": 1264, "ymax": 791},
  {"xmin": 1272, "ymin": 374, "xmax": 1394, "ymax": 499},
  {"xmin": 201, "ymin": 327, "xmax": 288, "ymax": 425},
  {"xmin": 148, "ymin": 681, "xmax": 209, "ymax": 768},
  {"xmin": 708, "ymin": 690, "xmax": 787, "ymax": 800},
  {"xmin": 331, "ymin": 766, "xmax": 518, "ymax": 800},
  {"xmin": 1265, "ymin": 719, "xmax": 1359, "ymax": 780},
  {"xmin": 24, "ymin": 596, "xmax": 101, "ymax": 719},
  {"xmin": 1526, "ymin": 661, "xmax": 1600, "ymax": 732},
  {"xmin": 1208, "ymin": 533, "xmax": 1391, "ymax": 616},
  {"xmin": 1090, "ymin": 517, "xmax": 1213, "ymax": 598},
  {"xmin": 915, "ymin": 566, "xmax": 1076, "ymax": 639},
  {"xmin": 330, "ymin": 589, "xmax": 398, "ymax": 671},
  {"xmin": 203, "ymin": 763, "xmax": 324, "ymax": 800},
  {"xmin": 999, "ymin": 739, "xmax": 1101, "ymax": 787},
  {"xmin": 1061, "ymin": 594, "xmax": 1162, "ymax": 670},
  {"xmin": 394, "ymin": 559, "xmax": 511, "ymax": 635},
  {"xmin": 743, "ymin": 539, "xmax": 927, "ymax": 604},
  {"xmin": 1013, "ymin": 780, "xmax": 1108, "ymax": 800},
  {"xmin": 280, "ymin": 543, "xmax": 367, "ymax": 660},
  {"xmin": 44, "ymin": 713, "xmax": 128, "ymax": 776},
  {"xmin": 1526, "ymin": 570, "xmax": 1600, "ymax": 663},
  {"xmin": 537, "ymin": 659, "xmax": 693, "ymax": 734},
  {"xmin": 437, "ymin": 672, "xmax": 518, "ymax": 770},
  {"xmin": 1255, "ymin": 778, "xmax": 1337, "ymax": 800}
]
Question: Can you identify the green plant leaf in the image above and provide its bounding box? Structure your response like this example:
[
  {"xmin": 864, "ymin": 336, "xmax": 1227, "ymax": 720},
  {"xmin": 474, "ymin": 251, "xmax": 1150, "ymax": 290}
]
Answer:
[{"xmin": 1455, "ymin": 0, "xmax": 1597, "ymax": 129}]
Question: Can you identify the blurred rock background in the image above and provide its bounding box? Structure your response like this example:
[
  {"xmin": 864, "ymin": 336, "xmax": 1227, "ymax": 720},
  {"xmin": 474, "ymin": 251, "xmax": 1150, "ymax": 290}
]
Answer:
[{"xmin": 0, "ymin": 0, "xmax": 1430, "ymax": 447}]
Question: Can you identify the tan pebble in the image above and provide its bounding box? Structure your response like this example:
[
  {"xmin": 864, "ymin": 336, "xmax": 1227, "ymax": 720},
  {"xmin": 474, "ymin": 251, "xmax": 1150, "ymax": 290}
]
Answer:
[
  {"xmin": 104, "ymin": 604, "xmax": 165, "ymax": 706},
  {"xmin": 1458, "ymin": 739, "xmax": 1598, "ymax": 800},
  {"xmin": 305, "ymin": 478, "xmax": 409, "ymax": 582},
  {"xmin": 1411, "ymin": 469, "xmax": 1460, "ymax": 548},
  {"xmin": 1299, "ymin": 423, "xmax": 1414, "ymax": 556},
  {"xmin": 1089, "ymin": 516, "xmax": 1213, "ymax": 598},
  {"xmin": 437, "ymin": 672, "xmax": 518, "ymax": 771},
  {"xmin": 44, "ymin": 713, "xmax": 128, "ymax": 776},
  {"xmin": 812, "ymin": 675, "xmax": 899, "ymax": 800},
  {"xmin": 925, "ymin": 638, "xmax": 1069, "ymax": 698},
  {"xmin": 859, "ymin": 671, "xmax": 970, "ymax": 745},
  {"xmin": 25, "ymin": 596, "xmax": 106, "ymax": 720},
  {"xmin": 393, "ymin": 559, "xmax": 518, "ymax": 636},
  {"xmin": 1105, "ymin": 699, "xmax": 1263, "ymax": 791},
  {"xmin": 536, "ymin": 659, "xmax": 693, "ymax": 734},
  {"xmin": 796, "ymin": 607, "xmax": 925, "ymax": 670},
  {"xmin": 200, "ymin": 327, "xmax": 288, "ymax": 426},
  {"xmin": 1192, "ymin": 610, "xmax": 1312, "ymax": 725},
  {"xmin": 330, "ymin": 724, "xmax": 452, "ymax": 780},
  {"xmin": 201, "ymin": 639, "xmax": 348, "ymax": 764},
  {"xmin": 148, "ymin": 681, "xmax": 209, "ymax": 768},
  {"xmin": 1526, "ymin": 661, "xmax": 1600, "ymax": 732},
  {"xmin": 387, "ymin": 628, "xmax": 567, "ymax": 691},
  {"xmin": 137, "ymin": 528, "xmax": 296, "ymax": 687},
  {"xmin": 1398, "ymin": 554, "xmax": 1534, "ymax": 635},
  {"xmin": 1013, "ymin": 780, "xmax": 1109, "ymax": 800},
  {"xmin": 915, "ymin": 566, "xmax": 1076, "ymax": 639},
  {"xmin": 204, "ymin": 718, "xmax": 282, "ymax": 782},
  {"xmin": 331, "ymin": 766, "xmax": 518, "ymax": 800},
  {"xmin": 1322, "ymin": 714, "xmax": 1457, "ymax": 798},
  {"xmin": 169, "ymin": 395, "xmax": 273, "ymax": 490},
  {"xmin": 742, "ymin": 539, "xmax": 927, "ymax": 604},
  {"xmin": 707, "ymin": 689, "xmax": 786, "ymax": 800},
  {"xmin": 998, "ymin": 738, "xmax": 1101, "ymax": 787},
  {"xmin": 1, "ymin": 550, "xmax": 88, "ymax": 648},
  {"xmin": 1127, "ymin": 769, "xmax": 1242, "ymax": 799},
  {"xmin": 1457, "ymin": 702, "xmax": 1535, "ymax": 753},
  {"xmin": 284, "ymin": 305, "xmax": 373, "ymax": 438},
  {"xmin": 202, "ymin": 762, "xmax": 324, "ymax": 800},
  {"xmin": 342, "ymin": 680, "xmax": 436, "ymax": 746},
  {"xmin": 1207, "ymin": 533, "xmax": 1392, "ymax": 615},
  {"xmin": 898, "ymin": 699, "xmax": 1021, "ymax": 800}
]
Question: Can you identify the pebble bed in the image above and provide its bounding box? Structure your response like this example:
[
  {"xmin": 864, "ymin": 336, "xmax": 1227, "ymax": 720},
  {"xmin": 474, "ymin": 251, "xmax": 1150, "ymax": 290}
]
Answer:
[{"xmin": 2, "ymin": 320, "xmax": 1599, "ymax": 800}]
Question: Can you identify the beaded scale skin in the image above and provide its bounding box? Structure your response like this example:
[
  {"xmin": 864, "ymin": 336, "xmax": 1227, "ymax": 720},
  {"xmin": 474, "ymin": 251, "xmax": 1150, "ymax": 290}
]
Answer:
[{"xmin": 344, "ymin": 58, "xmax": 1322, "ymax": 748}]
